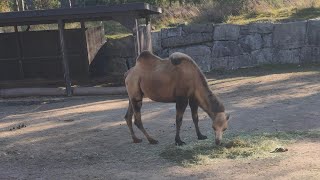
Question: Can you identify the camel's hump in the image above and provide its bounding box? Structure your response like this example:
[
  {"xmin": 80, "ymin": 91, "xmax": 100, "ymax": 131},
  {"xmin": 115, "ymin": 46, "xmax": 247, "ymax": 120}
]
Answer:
[
  {"xmin": 136, "ymin": 51, "xmax": 194, "ymax": 66},
  {"xmin": 138, "ymin": 50, "xmax": 154, "ymax": 59},
  {"xmin": 169, "ymin": 52, "xmax": 193, "ymax": 65}
]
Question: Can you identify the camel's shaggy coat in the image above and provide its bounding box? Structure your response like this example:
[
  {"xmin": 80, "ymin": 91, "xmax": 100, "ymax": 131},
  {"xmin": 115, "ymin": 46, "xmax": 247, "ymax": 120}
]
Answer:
[{"xmin": 125, "ymin": 51, "xmax": 229, "ymax": 145}]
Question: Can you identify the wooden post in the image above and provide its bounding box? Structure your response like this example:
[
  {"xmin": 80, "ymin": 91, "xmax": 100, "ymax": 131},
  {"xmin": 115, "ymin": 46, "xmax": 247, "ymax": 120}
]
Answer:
[
  {"xmin": 145, "ymin": 16, "xmax": 152, "ymax": 51},
  {"xmin": 58, "ymin": 19, "xmax": 72, "ymax": 96},
  {"xmin": 80, "ymin": 21, "xmax": 86, "ymax": 29},
  {"xmin": 80, "ymin": 21, "xmax": 90, "ymax": 78},
  {"xmin": 14, "ymin": 0, "xmax": 20, "ymax": 11},
  {"xmin": 138, "ymin": 17, "xmax": 152, "ymax": 52},
  {"xmin": 14, "ymin": 25, "xmax": 24, "ymax": 79},
  {"xmin": 133, "ymin": 18, "xmax": 141, "ymax": 57}
]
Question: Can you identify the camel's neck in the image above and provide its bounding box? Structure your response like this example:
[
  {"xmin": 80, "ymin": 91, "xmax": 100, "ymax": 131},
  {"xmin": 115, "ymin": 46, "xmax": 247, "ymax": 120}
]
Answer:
[{"xmin": 195, "ymin": 84, "xmax": 225, "ymax": 114}]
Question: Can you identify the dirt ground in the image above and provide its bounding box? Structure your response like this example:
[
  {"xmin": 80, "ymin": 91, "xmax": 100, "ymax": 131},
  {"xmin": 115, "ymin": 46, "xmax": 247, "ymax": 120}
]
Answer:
[{"xmin": 1, "ymin": 66, "xmax": 320, "ymax": 180}]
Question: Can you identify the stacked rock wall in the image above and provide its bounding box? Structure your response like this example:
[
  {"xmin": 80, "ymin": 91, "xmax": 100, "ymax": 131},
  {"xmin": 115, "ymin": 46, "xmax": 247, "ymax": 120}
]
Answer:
[
  {"xmin": 152, "ymin": 20, "xmax": 320, "ymax": 72},
  {"xmin": 91, "ymin": 20, "xmax": 320, "ymax": 76}
]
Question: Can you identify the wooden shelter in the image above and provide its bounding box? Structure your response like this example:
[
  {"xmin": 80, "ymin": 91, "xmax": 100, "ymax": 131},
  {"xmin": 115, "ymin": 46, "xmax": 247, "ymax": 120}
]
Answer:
[{"xmin": 0, "ymin": 3, "xmax": 161, "ymax": 96}]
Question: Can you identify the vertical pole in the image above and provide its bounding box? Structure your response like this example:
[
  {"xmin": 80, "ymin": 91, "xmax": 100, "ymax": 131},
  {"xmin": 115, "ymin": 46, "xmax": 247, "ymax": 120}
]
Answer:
[
  {"xmin": 80, "ymin": 21, "xmax": 90, "ymax": 78},
  {"xmin": 138, "ymin": 25, "xmax": 145, "ymax": 52},
  {"xmin": 20, "ymin": 0, "xmax": 25, "ymax": 11},
  {"xmin": 60, "ymin": 0, "xmax": 72, "ymax": 8},
  {"xmin": 14, "ymin": 25, "xmax": 24, "ymax": 79},
  {"xmin": 146, "ymin": 16, "xmax": 150, "ymax": 26},
  {"xmin": 145, "ymin": 16, "xmax": 152, "ymax": 52},
  {"xmin": 137, "ymin": 17, "xmax": 152, "ymax": 53},
  {"xmin": 58, "ymin": 19, "xmax": 72, "ymax": 96},
  {"xmin": 133, "ymin": 18, "xmax": 140, "ymax": 58},
  {"xmin": 80, "ymin": 21, "xmax": 86, "ymax": 31},
  {"xmin": 14, "ymin": 0, "xmax": 20, "ymax": 11}
]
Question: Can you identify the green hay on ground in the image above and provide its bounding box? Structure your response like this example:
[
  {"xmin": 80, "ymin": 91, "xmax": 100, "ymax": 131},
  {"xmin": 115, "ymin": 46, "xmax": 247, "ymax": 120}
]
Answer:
[{"xmin": 159, "ymin": 130, "xmax": 320, "ymax": 167}]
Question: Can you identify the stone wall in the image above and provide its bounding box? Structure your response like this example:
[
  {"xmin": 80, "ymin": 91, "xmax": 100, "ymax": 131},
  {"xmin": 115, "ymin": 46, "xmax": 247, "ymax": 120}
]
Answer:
[
  {"xmin": 90, "ymin": 20, "xmax": 320, "ymax": 76},
  {"xmin": 89, "ymin": 25, "xmax": 150, "ymax": 77},
  {"xmin": 152, "ymin": 20, "xmax": 320, "ymax": 72}
]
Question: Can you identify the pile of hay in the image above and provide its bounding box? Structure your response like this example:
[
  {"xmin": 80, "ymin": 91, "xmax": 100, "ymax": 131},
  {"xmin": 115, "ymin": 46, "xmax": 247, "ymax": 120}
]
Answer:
[{"xmin": 160, "ymin": 130, "xmax": 320, "ymax": 166}]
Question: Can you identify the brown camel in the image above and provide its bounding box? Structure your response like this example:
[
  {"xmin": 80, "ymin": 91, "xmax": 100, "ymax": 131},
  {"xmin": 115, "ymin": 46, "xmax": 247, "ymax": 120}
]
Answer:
[{"xmin": 124, "ymin": 51, "xmax": 230, "ymax": 146}]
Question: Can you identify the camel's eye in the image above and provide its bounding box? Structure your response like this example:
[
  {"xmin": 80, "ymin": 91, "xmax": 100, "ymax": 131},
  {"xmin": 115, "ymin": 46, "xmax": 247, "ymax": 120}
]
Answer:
[{"xmin": 223, "ymin": 128, "xmax": 227, "ymax": 132}]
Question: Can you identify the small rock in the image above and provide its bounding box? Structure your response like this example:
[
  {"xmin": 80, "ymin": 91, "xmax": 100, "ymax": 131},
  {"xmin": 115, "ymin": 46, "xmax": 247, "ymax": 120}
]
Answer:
[
  {"xmin": 63, "ymin": 119, "xmax": 74, "ymax": 122},
  {"xmin": 271, "ymin": 147, "xmax": 288, "ymax": 153}
]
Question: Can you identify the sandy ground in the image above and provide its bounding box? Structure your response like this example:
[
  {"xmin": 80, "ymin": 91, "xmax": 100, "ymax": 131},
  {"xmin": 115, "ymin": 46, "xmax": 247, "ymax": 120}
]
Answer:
[{"xmin": 0, "ymin": 68, "xmax": 320, "ymax": 180}]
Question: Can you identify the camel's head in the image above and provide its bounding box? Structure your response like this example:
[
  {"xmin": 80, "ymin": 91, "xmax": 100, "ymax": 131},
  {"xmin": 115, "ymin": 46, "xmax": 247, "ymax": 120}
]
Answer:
[{"xmin": 211, "ymin": 112, "xmax": 230, "ymax": 145}]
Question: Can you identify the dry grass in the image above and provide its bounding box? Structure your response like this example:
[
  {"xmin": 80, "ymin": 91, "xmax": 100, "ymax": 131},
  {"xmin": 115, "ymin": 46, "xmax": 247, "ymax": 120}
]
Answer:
[
  {"xmin": 152, "ymin": 5, "xmax": 201, "ymax": 29},
  {"xmin": 2, "ymin": 0, "xmax": 320, "ymax": 36},
  {"xmin": 26, "ymin": 0, "xmax": 315, "ymax": 37},
  {"xmin": 159, "ymin": 130, "xmax": 320, "ymax": 166},
  {"xmin": 198, "ymin": 0, "xmax": 320, "ymax": 24},
  {"xmin": 154, "ymin": 0, "xmax": 320, "ymax": 29},
  {"xmin": 227, "ymin": 6, "xmax": 320, "ymax": 24},
  {"xmin": 0, "ymin": 0, "xmax": 10, "ymax": 12}
]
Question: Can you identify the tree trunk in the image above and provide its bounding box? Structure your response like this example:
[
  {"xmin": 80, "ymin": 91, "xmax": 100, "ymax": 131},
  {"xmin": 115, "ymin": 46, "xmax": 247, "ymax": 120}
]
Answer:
[
  {"xmin": 70, "ymin": 0, "xmax": 76, "ymax": 7},
  {"xmin": 60, "ymin": 0, "xmax": 72, "ymax": 8},
  {"xmin": 14, "ymin": 0, "xmax": 19, "ymax": 11},
  {"xmin": 19, "ymin": 0, "xmax": 25, "ymax": 11},
  {"xmin": 25, "ymin": 0, "xmax": 34, "ymax": 10}
]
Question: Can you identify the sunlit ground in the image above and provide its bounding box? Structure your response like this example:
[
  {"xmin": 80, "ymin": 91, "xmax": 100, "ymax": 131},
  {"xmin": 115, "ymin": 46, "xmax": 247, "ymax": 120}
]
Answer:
[{"xmin": 1, "ymin": 64, "xmax": 320, "ymax": 179}]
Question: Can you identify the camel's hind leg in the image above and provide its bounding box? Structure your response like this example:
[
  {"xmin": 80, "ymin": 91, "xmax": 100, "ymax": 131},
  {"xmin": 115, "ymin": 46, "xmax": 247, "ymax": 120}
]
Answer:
[
  {"xmin": 189, "ymin": 97, "xmax": 207, "ymax": 140},
  {"xmin": 125, "ymin": 100, "xmax": 142, "ymax": 143},
  {"xmin": 131, "ymin": 97, "xmax": 158, "ymax": 144}
]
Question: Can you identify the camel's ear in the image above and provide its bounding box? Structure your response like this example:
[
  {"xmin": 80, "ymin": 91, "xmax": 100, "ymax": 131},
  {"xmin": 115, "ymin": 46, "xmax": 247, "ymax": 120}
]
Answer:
[{"xmin": 226, "ymin": 114, "xmax": 231, "ymax": 121}]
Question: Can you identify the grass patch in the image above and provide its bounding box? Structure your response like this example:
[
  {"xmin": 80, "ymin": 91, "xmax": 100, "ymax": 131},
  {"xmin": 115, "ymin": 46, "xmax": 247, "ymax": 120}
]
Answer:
[
  {"xmin": 105, "ymin": 33, "xmax": 131, "ymax": 40},
  {"xmin": 227, "ymin": 7, "xmax": 320, "ymax": 24},
  {"xmin": 103, "ymin": 20, "xmax": 131, "ymax": 37},
  {"xmin": 57, "ymin": 1, "xmax": 319, "ymax": 36},
  {"xmin": 227, "ymin": 7, "xmax": 295, "ymax": 24},
  {"xmin": 291, "ymin": 7, "xmax": 320, "ymax": 20},
  {"xmin": 159, "ymin": 130, "xmax": 320, "ymax": 166},
  {"xmin": 207, "ymin": 63, "xmax": 320, "ymax": 79}
]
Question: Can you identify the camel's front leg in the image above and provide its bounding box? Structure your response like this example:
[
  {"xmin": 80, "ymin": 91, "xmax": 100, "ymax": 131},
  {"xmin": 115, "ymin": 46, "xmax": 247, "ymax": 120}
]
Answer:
[
  {"xmin": 189, "ymin": 97, "xmax": 207, "ymax": 140},
  {"xmin": 131, "ymin": 98, "xmax": 158, "ymax": 144},
  {"xmin": 175, "ymin": 97, "xmax": 188, "ymax": 146}
]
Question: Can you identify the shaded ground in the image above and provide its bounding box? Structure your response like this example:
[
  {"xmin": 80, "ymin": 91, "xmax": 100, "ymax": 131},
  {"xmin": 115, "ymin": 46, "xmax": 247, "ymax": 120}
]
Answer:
[{"xmin": 0, "ymin": 64, "xmax": 320, "ymax": 180}]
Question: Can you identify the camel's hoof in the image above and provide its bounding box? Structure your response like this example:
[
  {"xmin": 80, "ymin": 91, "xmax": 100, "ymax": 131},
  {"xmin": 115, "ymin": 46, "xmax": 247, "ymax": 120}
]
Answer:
[
  {"xmin": 198, "ymin": 135, "xmax": 207, "ymax": 140},
  {"xmin": 175, "ymin": 140, "xmax": 186, "ymax": 146},
  {"xmin": 133, "ymin": 138, "xmax": 142, "ymax": 143},
  {"xmin": 148, "ymin": 139, "xmax": 159, "ymax": 144}
]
